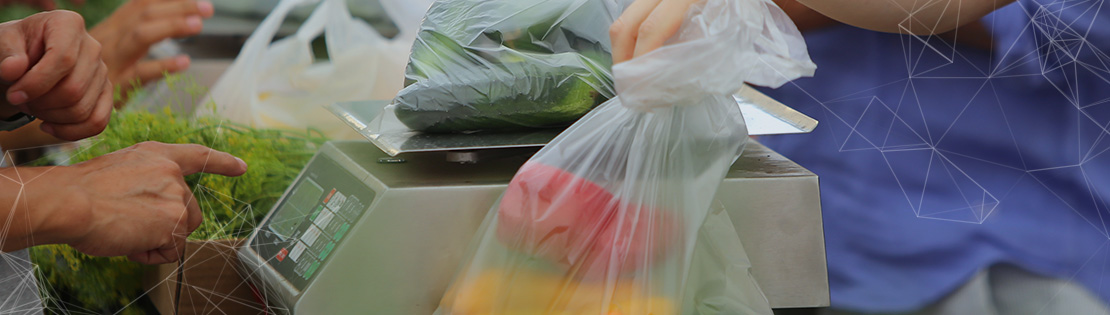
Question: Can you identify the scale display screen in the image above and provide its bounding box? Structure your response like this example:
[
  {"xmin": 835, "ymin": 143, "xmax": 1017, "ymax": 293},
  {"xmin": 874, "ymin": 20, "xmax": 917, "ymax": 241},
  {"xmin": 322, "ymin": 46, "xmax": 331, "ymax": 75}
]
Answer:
[
  {"xmin": 269, "ymin": 180, "xmax": 324, "ymax": 240},
  {"xmin": 250, "ymin": 154, "xmax": 375, "ymax": 291}
]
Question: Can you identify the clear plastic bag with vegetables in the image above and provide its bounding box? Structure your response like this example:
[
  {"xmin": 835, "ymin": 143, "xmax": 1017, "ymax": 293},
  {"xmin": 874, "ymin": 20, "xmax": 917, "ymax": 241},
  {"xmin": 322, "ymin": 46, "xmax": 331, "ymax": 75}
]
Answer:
[
  {"xmin": 391, "ymin": 0, "xmax": 622, "ymax": 133},
  {"xmin": 436, "ymin": 0, "xmax": 816, "ymax": 313}
]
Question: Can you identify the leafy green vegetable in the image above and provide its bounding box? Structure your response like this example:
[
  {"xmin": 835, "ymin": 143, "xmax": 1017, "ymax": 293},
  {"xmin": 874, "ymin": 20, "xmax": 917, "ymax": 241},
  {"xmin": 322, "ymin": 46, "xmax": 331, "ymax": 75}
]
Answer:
[
  {"xmin": 395, "ymin": 53, "xmax": 605, "ymax": 133},
  {"xmin": 394, "ymin": 0, "xmax": 615, "ymax": 133},
  {"xmin": 29, "ymin": 75, "xmax": 328, "ymax": 314}
]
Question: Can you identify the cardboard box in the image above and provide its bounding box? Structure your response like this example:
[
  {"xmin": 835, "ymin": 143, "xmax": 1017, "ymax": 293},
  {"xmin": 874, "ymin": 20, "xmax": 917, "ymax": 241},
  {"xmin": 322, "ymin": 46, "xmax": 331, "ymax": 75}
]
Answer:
[{"xmin": 143, "ymin": 239, "xmax": 267, "ymax": 315}]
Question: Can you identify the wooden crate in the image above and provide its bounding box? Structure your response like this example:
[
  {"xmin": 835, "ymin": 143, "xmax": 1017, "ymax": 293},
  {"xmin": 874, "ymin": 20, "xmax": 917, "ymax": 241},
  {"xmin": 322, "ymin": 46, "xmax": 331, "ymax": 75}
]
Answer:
[{"xmin": 143, "ymin": 239, "xmax": 267, "ymax": 315}]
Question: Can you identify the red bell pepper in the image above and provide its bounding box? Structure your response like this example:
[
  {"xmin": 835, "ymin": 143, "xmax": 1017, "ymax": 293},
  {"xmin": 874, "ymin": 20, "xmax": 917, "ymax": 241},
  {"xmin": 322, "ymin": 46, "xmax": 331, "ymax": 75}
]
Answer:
[{"xmin": 497, "ymin": 162, "xmax": 678, "ymax": 278}]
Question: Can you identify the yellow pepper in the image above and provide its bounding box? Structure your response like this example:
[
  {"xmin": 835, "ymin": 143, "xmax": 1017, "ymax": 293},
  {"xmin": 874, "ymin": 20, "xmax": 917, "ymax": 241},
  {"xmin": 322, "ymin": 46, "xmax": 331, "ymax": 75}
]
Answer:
[{"xmin": 441, "ymin": 269, "xmax": 675, "ymax": 315}]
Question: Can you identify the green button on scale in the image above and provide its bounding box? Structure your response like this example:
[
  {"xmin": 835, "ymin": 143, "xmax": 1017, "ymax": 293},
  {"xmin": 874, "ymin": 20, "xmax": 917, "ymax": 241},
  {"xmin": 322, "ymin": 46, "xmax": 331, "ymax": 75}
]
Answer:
[
  {"xmin": 319, "ymin": 242, "xmax": 336, "ymax": 260},
  {"xmin": 334, "ymin": 223, "xmax": 351, "ymax": 240},
  {"xmin": 304, "ymin": 261, "xmax": 321, "ymax": 279},
  {"xmin": 310, "ymin": 205, "xmax": 324, "ymax": 221}
]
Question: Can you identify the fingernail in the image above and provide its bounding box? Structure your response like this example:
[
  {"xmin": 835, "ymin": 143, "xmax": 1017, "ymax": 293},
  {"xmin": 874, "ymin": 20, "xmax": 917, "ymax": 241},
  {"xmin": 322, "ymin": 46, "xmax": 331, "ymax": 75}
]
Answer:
[
  {"xmin": 235, "ymin": 157, "xmax": 248, "ymax": 170},
  {"xmin": 197, "ymin": 1, "xmax": 214, "ymax": 16},
  {"xmin": 7, "ymin": 91, "xmax": 27, "ymax": 105},
  {"xmin": 176, "ymin": 55, "xmax": 191, "ymax": 69},
  {"xmin": 186, "ymin": 16, "xmax": 203, "ymax": 31}
]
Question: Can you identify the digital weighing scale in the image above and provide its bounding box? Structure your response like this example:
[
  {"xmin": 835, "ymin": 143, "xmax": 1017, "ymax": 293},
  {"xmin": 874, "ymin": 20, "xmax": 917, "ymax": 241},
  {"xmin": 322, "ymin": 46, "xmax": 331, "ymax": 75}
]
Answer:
[{"xmin": 237, "ymin": 87, "xmax": 829, "ymax": 314}]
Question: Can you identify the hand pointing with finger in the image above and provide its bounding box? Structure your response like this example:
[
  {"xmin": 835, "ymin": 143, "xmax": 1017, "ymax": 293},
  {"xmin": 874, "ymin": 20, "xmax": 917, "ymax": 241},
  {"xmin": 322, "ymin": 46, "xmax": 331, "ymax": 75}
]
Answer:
[{"xmin": 25, "ymin": 141, "xmax": 248, "ymax": 265}]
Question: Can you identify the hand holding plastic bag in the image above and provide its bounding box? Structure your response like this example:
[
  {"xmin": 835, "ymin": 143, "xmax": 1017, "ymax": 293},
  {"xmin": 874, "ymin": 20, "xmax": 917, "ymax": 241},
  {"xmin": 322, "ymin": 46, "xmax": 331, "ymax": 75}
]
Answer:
[{"xmin": 438, "ymin": 0, "xmax": 815, "ymax": 313}]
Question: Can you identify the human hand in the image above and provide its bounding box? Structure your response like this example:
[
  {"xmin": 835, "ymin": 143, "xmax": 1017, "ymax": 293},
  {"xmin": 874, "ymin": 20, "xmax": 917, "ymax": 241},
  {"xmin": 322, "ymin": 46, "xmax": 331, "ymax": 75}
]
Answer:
[
  {"xmin": 774, "ymin": 0, "xmax": 837, "ymax": 32},
  {"xmin": 939, "ymin": 21, "xmax": 994, "ymax": 52},
  {"xmin": 609, "ymin": 0, "xmax": 703, "ymax": 64},
  {"xmin": 0, "ymin": 11, "xmax": 113, "ymax": 141},
  {"xmin": 90, "ymin": 0, "xmax": 213, "ymax": 92},
  {"xmin": 45, "ymin": 142, "xmax": 247, "ymax": 264}
]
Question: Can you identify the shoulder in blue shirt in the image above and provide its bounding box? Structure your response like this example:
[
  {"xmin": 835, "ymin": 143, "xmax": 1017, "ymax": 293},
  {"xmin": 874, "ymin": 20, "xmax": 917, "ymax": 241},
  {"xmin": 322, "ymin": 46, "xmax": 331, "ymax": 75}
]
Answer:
[{"xmin": 758, "ymin": 0, "xmax": 1110, "ymax": 311}]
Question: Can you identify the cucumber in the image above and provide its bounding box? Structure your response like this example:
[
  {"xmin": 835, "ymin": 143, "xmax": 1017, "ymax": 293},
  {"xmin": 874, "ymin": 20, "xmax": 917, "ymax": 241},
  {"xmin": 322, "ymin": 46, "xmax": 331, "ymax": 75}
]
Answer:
[
  {"xmin": 394, "ymin": 0, "xmax": 617, "ymax": 133},
  {"xmin": 405, "ymin": 30, "xmax": 479, "ymax": 85},
  {"xmin": 394, "ymin": 55, "xmax": 606, "ymax": 133}
]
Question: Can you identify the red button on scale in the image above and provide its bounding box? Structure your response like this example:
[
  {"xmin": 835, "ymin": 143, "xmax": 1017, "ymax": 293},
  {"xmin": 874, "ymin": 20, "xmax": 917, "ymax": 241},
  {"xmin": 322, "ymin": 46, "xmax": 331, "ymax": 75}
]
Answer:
[
  {"xmin": 324, "ymin": 189, "xmax": 337, "ymax": 203},
  {"xmin": 276, "ymin": 248, "xmax": 289, "ymax": 262}
]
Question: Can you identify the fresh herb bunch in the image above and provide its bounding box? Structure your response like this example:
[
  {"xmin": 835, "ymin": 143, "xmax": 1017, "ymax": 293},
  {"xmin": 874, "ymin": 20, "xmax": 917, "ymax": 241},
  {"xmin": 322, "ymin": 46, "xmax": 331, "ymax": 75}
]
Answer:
[
  {"xmin": 0, "ymin": 0, "xmax": 127, "ymax": 27},
  {"xmin": 30, "ymin": 82, "xmax": 328, "ymax": 313},
  {"xmin": 64, "ymin": 109, "xmax": 328, "ymax": 239}
]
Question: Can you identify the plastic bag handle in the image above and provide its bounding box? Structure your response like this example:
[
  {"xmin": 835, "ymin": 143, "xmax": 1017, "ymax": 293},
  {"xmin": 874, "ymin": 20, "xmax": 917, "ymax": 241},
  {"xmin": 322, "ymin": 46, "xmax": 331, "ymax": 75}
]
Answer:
[
  {"xmin": 323, "ymin": 0, "xmax": 387, "ymax": 57},
  {"xmin": 241, "ymin": 0, "xmax": 318, "ymax": 68},
  {"xmin": 293, "ymin": 0, "xmax": 331, "ymax": 43},
  {"xmin": 198, "ymin": 0, "xmax": 319, "ymax": 121},
  {"xmin": 379, "ymin": 0, "xmax": 434, "ymax": 40}
]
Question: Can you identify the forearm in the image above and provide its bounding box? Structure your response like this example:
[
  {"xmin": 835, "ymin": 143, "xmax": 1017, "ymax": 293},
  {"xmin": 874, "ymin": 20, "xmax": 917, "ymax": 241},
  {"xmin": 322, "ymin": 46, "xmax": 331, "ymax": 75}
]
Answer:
[
  {"xmin": 795, "ymin": 0, "xmax": 1014, "ymax": 35},
  {"xmin": 0, "ymin": 166, "xmax": 83, "ymax": 252}
]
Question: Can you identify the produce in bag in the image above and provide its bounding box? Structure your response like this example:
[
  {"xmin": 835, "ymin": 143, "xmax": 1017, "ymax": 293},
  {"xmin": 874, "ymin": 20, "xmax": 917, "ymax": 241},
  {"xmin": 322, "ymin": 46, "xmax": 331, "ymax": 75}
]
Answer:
[
  {"xmin": 436, "ymin": 0, "xmax": 816, "ymax": 313},
  {"xmin": 446, "ymin": 206, "xmax": 755, "ymax": 314},
  {"xmin": 392, "ymin": 0, "xmax": 617, "ymax": 133}
]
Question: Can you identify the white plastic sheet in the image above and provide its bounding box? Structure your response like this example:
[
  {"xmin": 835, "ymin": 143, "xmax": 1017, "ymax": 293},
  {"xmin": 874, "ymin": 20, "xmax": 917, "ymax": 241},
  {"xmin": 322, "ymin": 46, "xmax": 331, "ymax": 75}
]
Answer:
[{"xmin": 198, "ymin": 0, "xmax": 432, "ymax": 139}]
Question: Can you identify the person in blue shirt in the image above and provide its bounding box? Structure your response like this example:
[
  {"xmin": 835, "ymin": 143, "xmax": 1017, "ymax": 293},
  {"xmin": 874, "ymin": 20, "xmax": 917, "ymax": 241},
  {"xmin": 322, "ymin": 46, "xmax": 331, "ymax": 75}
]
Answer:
[
  {"xmin": 763, "ymin": 0, "xmax": 1110, "ymax": 313},
  {"xmin": 614, "ymin": 0, "xmax": 1110, "ymax": 313}
]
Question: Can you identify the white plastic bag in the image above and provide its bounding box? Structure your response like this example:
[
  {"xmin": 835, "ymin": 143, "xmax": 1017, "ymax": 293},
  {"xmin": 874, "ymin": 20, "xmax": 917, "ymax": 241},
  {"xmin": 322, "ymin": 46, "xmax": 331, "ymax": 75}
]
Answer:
[
  {"xmin": 197, "ymin": 0, "xmax": 432, "ymax": 139},
  {"xmin": 436, "ymin": 0, "xmax": 815, "ymax": 313}
]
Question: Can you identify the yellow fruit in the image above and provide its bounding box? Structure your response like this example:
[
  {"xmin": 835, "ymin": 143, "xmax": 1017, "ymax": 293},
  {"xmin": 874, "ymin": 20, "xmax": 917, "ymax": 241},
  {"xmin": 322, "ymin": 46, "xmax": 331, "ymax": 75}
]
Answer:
[{"xmin": 440, "ymin": 269, "xmax": 675, "ymax": 315}]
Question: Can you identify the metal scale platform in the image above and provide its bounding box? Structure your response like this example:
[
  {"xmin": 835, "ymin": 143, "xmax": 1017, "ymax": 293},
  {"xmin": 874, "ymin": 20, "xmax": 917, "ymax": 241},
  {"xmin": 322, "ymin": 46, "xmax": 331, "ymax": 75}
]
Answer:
[{"xmin": 237, "ymin": 86, "xmax": 829, "ymax": 314}]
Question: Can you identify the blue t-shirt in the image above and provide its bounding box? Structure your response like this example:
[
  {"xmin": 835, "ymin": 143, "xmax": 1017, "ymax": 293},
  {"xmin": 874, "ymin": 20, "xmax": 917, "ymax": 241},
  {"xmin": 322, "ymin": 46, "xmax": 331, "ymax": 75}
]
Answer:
[{"xmin": 758, "ymin": 0, "xmax": 1110, "ymax": 312}]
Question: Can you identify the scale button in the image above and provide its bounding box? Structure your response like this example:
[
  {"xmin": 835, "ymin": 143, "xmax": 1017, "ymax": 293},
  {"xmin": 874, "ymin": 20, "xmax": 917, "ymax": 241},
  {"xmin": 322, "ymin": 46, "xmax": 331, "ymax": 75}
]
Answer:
[
  {"xmin": 302, "ymin": 225, "xmax": 323, "ymax": 246},
  {"xmin": 289, "ymin": 242, "xmax": 308, "ymax": 262},
  {"xmin": 326, "ymin": 192, "xmax": 347, "ymax": 211},
  {"xmin": 294, "ymin": 258, "xmax": 312, "ymax": 276},
  {"xmin": 334, "ymin": 223, "xmax": 351, "ymax": 240},
  {"xmin": 310, "ymin": 205, "xmax": 324, "ymax": 221},
  {"xmin": 340, "ymin": 200, "xmax": 364, "ymax": 221},
  {"xmin": 314, "ymin": 209, "xmax": 335, "ymax": 230},
  {"xmin": 324, "ymin": 189, "xmax": 337, "ymax": 203},
  {"xmin": 276, "ymin": 248, "xmax": 289, "ymax": 262},
  {"xmin": 323, "ymin": 218, "xmax": 342, "ymax": 236},
  {"xmin": 311, "ymin": 236, "xmax": 330, "ymax": 253},
  {"xmin": 304, "ymin": 261, "xmax": 321, "ymax": 279},
  {"xmin": 319, "ymin": 242, "xmax": 337, "ymax": 260}
]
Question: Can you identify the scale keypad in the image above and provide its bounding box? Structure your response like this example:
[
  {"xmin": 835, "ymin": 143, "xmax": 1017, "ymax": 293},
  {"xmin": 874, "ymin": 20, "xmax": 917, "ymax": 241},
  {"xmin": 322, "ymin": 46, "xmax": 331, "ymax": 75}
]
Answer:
[{"xmin": 250, "ymin": 154, "xmax": 375, "ymax": 290}]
